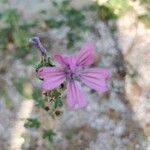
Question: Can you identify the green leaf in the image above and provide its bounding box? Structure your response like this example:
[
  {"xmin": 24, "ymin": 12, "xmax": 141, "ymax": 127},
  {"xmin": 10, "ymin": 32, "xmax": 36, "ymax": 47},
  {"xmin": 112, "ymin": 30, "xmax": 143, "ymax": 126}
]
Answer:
[
  {"xmin": 0, "ymin": 28, "xmax": 11, "ymax": 50},
  {"xmin": 13, "ymin": 30, "xmax": 27, "ymax": 47},
  {"xmin": 14, "ymin": 47, "xmax": 30, "ymax": 58},
  {"xmin": 47, "ymin": 57, "xmax": 54, "ymax": 66},
  {"xmin": 2, "ymin": 9, "xmax": 20, "ymax": 29},
  {"xmin": 52, "ymin": 0, "xmax": 58, "ymax": 7},
  {"xmin": 49, "ymin": 0, "xmax": 89, "ymax": 48},
  {"xmin": 54, "ymin": 98, "xmax": 63, "ymax": 108},
  {"xmin": 13, "ymin": 77, "xmax": 26, "ymax": 95},
  {"xmin": 67, "ymin": 32, "xmax": 82, "ymax": 48},
  {"xmin": 32, "ymin": 89, "xmax": 45, "ymax": 108},
  {"xmin": 34, "ymin": 99, "xmax": 45, "ymax": 108},
  {"xmin": 42, "ymin": 129, "xmax": 56, "ymax": 142},
  {"xmin": 24, "ymin": 118, "xmax": 40, "ymax": 129},
  {"xmin": 45, "ymin": 19, "xmax": 64, "ymax": 28},
  {"xmin": 97, "ymin": 5, "xmax": 117, "ymax": 20}
]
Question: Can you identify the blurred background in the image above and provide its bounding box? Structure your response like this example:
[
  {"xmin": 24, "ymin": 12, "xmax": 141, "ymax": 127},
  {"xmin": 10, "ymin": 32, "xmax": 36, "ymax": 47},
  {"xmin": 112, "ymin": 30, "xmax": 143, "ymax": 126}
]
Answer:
[{"xmin": 0, "ymin": 0, "xmax": 150, "ymax": 149}]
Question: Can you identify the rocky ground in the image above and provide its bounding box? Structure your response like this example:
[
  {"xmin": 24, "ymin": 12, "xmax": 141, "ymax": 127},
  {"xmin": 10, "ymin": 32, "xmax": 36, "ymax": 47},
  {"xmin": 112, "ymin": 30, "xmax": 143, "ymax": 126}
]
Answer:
[{"xmin": 0, "ymin": 0, "xmax": 149, "ymax": 150}]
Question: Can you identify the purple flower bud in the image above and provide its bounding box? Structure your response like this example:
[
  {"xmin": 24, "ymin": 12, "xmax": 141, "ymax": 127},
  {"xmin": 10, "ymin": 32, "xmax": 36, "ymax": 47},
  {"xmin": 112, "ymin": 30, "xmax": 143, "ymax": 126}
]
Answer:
[{"xmin": 29, "ymin": 37, "xmax": 47, "ymax": 57}]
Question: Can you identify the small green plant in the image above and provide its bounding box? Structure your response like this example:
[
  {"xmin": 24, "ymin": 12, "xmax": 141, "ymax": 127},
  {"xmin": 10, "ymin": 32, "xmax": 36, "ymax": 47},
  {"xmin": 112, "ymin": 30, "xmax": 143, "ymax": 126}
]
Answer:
[
  {"xmin": 42, "ymin": 129, "xmax": 56, "ymax": 142},
  {"xmin": 54, "ymin": 97, "xmax": 63, "ymax": 109},
  {"xmin": 32, "ymin": 88, "xmax": 45, "ymax": 108},
  {"xmin": 0, "ymin": 8, "xmax": 28, "ymax": 51},
  {"xmin": 24, "ymin": 118, "xmax": 41, "ymax": 129},
  {"xmin": 88, "ymin": 0, "xmax": 132, "ymax": 20},
  {"xmin": 45, "ymin": 0, "xmax": 90, "ymax": 48},
  {"xmin": 34, "ymin": 58, "xmax": 63, "ymax": 113},
  {"xmin": 0, "ymin": 0, "xmax": 32, "ymax": 59},
  {"xmin": 13, "ymin": 77, "xmax": 26, "ymax": 96}
]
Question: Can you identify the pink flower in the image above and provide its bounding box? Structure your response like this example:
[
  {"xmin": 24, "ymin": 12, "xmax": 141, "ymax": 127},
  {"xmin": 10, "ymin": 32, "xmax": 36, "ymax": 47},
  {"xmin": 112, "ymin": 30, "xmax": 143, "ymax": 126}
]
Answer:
[{"xmin": 37, "ymin": 42, "xmax": 110, "ymax": 108}]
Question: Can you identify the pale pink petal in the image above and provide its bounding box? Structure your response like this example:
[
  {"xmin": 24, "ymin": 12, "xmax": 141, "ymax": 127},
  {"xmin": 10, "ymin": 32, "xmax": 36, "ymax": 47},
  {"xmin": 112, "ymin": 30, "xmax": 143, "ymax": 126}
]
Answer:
[
  {"xmin": 81, "ymin": 68, "xmax": 110, "ymax": 78},
  {"xmin": 42, "ymin": 75, "xmax": 65, "ymax": 91},
  {"xmin": 67, "ymin": 80, "xmax": 87, "ymax": 108},
  {"xmin": 53, "ymin": 54, "xmax": 77, "ymax": 70},
  {"xmin": 53, "ymin": 54, "xmax": 68, "ymax": 66},
  {"xmin": 67, "ymin": 80, "xmax": 76, "ymax": 108},
  {"xmin": 76, "ymin": 42, "xmax": 96, "ymax": 66},
  {"xmin": 66, "ymin": 55, "xmax": 77, "ymax": 71},
  {"xmin": 80, "ymin": 68, "xmax": 110, "ymax": 92},
  {"xmin": 37, "ymin": 67, "xmax": 65, "ymax": 91},
  {"xmin": 38, "ymin": 67, "xmax": 65, "ymax": 78}
]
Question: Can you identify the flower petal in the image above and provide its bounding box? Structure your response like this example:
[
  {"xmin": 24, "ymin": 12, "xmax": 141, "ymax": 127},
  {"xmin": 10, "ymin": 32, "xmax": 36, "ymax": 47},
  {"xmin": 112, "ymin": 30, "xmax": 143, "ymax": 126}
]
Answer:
[
  {"xmin": 38, "ymin": 67, "xmax": 65, "ymax": 78},
  {"xmin": 42, "ymin": 75, "xmax": 65, "ymax": 91},
  {"xmin": 80, "ymin": 68, "xmax": 110, "ymax": 92},
  {"xmin": 76, "ymin": 42, "xmax": 96, "ymax": 66},
  {"xmin": 67, "ymin": 80, "xmax": 87, "ymax": 108},
  {"xmin": 67, "ymin": 80, "xmax": 76, "ymax": 108},
  {"xmin": 37, "ymin": 67, "xmax": 65, "ymax": 91},
  {"xmin": 53, "ymin": 54, "xmax": 68, "ymax": 66},
  {"xmin": 53, "ymin": 54, "xmax": 77, "ymax": 71},
  {"xmin": 66, "ymin": 55, "xmax": 77, "ymax": 71},
  {"xmin": 81, "ymin": 68, "xmax": 110, "ymax": 78}
]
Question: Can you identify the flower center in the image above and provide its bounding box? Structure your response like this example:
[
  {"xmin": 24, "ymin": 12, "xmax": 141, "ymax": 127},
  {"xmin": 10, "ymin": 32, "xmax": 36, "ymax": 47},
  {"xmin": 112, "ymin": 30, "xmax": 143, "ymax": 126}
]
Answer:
[{"xmin": 65, "ymin": 68, "xmax": 79, "ymax": 81}]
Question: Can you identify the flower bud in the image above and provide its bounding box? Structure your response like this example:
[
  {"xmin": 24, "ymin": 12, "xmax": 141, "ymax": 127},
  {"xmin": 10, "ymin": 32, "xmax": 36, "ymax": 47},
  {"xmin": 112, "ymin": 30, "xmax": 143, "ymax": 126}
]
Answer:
[{"xmin": 29, "ymin": 37, "xmax": 47, "ymax": 57}]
